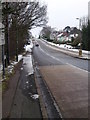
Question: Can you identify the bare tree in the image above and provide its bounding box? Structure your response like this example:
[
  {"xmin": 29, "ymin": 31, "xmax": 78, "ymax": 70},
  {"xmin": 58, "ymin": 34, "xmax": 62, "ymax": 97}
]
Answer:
[
  {"xmin": 80, "ymin": 16, "xmax": 88, "ymax": 29},
  {"xmin": 40, "ymin": 26, "xmax": 53, "ymax": 41},
  {"xmin": 18, "ymin": 1, "xmax": 48, "ymax": 29},
  {"xmin": 2, "ymin": 1, "xmax": 48, "ymax": 61}
]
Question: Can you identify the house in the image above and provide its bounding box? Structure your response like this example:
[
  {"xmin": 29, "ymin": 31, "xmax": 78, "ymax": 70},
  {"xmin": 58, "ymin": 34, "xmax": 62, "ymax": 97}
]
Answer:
[
  {"xmin": 57, "ymin": 27, "xmax": 80, "ymax": 43},
  {"xmin": 48, "ymin": 26, "xmax": 80, "ymax": 44},
  {"xmin": 63, "ymin": 26, "xmax": 71, "ymax": 33},
  {"xmin": 57, "ymin": 32, "xmax": 70, "ymax": 42}
]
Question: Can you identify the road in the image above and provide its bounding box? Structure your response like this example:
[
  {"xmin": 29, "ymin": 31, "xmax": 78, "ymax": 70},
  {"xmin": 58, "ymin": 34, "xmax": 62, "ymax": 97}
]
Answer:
[
  {"xmin": 33, "ymin": 39, "xmax": 88, "ymax": 118},
  {"xmin": 33, "ymin": 39, "xmax": 88, "ymax": 72}
]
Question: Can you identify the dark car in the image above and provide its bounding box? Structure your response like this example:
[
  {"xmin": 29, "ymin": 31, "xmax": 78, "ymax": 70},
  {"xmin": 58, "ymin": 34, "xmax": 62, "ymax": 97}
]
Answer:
[{"xmin": 35, "ymin": 43, "xmax": 39, "ymax": 47}]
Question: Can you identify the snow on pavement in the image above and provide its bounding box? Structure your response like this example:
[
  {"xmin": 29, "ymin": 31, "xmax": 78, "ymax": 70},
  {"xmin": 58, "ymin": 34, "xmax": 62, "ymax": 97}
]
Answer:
[
  {"xmin": 24, "ymin": 41, "xmax": 33, "ymax": 52},
  {"xmin": 23, "ymin": 54, "xmax": 34, "ymax": 75},
  {"xmin": 23, "ymin": 42, "xmax": 34, "ymax": 75},
  {"xmin": 31, "ymin": 94, "xmax": 39, "ymax": 100}
]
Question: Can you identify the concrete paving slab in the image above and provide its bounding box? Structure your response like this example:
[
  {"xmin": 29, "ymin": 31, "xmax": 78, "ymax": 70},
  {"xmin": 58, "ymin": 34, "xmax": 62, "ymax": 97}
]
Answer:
[{"xmin": 39, "ymin": 65, "xmax": 88, "ymax": 118}]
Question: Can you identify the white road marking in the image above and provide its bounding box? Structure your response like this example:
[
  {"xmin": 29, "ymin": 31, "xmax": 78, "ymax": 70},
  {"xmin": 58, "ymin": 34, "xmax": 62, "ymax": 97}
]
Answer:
[{"xmin": 40, "ymin": 46, "xmax": 62, "ymax": 62}]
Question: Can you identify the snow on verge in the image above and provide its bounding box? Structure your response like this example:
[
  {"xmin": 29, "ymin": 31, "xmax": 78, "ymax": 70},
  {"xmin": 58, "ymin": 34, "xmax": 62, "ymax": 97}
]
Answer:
[
  {"xmin": 8, "ymin": 54, "xmax": 23, "ymax": 74},
  {"xmin": 24, "ymin": 42, "xmax": 33, "ymax": 52}
]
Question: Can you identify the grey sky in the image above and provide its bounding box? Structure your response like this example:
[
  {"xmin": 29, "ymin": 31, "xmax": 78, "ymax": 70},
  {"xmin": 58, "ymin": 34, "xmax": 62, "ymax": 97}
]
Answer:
[{"xmin": 31, "ymin": 0, "xmax": 89, "ymax": 37}]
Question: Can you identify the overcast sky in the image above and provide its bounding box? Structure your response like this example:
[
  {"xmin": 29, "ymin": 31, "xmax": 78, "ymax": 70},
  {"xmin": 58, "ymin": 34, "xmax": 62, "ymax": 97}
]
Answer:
[{"xmin": 31, "ymin": 0, "xmax": 89, "ymax": 37}]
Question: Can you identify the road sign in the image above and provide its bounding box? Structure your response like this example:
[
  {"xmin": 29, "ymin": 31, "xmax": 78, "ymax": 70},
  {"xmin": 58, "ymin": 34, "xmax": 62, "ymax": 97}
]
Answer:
[{"xmin": 0, "ymin": 22, "xmax": 5, "ymax": 45}]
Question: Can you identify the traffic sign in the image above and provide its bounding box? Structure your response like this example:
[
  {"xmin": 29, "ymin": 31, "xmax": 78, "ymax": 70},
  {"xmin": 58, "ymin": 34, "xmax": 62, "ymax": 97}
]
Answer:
[{"xmin": 0, "ymin": 22, "xmax": 5, "ymax": 45}]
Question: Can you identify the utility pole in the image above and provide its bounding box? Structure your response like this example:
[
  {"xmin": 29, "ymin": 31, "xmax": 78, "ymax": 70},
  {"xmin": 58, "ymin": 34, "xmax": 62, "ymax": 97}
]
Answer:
[
  {"xmin": 5, "ymin": 2, "xmax": 10, "ymax": 65},
  {"xmin": 16, "ymin": 3, "xmax": 18, "ymax": 62},
  {"xmin": 16, "ymin": 25, "xmax": 18, "ymax": 62},
  {"xmin": 2, "ymin": 42, "xmax": 5, "ymax": 78},
  {"xmin": 76, "ymin": 18, "xmax": 82, "ymax": 57}
]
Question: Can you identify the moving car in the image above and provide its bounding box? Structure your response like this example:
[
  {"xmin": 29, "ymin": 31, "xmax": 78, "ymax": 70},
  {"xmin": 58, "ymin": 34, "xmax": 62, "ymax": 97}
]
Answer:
[{"xmin": 35, "ymin": 42, "xmax": 39, "ymax": 47}]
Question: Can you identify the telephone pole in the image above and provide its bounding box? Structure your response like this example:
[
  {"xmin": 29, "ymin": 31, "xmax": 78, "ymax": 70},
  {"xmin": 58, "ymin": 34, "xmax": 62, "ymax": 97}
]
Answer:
[
  {"xmin": 76, "ymin": 18, "xmax": 82, "ymax": 56},
  {"xmin": 5, "ymin": 2, "xmax": 10, "ymax": 65}
]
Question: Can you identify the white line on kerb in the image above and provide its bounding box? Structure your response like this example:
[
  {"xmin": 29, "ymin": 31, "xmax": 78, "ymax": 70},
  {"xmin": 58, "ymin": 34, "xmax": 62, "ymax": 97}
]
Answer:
[{"xmin": 39, "ymin": 46, "xmax": 89, "ymax": 73}]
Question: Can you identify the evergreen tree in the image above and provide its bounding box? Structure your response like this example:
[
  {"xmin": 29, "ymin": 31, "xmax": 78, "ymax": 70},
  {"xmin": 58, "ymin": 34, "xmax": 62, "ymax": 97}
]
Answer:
[{"xmin": 82, "ymin": 20, "xmax": 90, "ymax": 51}]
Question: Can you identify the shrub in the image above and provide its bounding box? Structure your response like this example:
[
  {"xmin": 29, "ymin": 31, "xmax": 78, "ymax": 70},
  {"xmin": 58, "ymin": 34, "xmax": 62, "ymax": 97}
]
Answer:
[{"xmin": 71, "ymin": 36, "xmax": 80, "ymax": 47}]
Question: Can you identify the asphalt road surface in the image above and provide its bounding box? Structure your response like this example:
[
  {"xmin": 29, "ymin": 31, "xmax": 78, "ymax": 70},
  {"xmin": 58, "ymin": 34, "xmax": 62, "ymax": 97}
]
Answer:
[
  {"xmin": 33, "ymin": 39, "xmax": 88, "ymax": 118},
  {"xmin": 33, "ymin": 39, "xmax": 89, "ymax": 72}
]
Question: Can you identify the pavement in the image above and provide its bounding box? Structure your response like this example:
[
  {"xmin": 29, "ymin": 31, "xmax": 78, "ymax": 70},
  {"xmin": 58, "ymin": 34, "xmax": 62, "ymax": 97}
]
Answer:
[
  {"xmin": 2, "ymin": 60, "xmax": 22, "ymax": 118},
  {"xmin": 2, "ymin": 53, "xmax": 42, "ymax": 119}
]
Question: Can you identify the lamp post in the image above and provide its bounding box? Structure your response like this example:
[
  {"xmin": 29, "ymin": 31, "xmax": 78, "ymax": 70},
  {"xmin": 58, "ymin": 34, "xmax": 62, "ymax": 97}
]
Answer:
[
  {"xmin": 76, "ymin": 18, "xmax": 82, "ymax": 56},
  {"xmin": 15, "ymin": 3, "xmax": 18, "ymax": 62}
]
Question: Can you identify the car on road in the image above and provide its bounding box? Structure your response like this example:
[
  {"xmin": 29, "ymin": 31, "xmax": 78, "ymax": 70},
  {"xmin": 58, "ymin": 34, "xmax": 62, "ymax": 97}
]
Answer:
[
  {"xmin": 35, "ymin": 44, "xmax": 39, "ymax": 47},
  {"xmin": 35, "ymin": 42, "xmax": 39, "ymax": 47}
]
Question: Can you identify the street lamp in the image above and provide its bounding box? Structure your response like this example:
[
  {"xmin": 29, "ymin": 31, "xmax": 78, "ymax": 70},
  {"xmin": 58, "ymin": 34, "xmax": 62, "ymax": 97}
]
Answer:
[{"xmin": 76, "ymin": 18, "xmax": 82, "ymax": 57}]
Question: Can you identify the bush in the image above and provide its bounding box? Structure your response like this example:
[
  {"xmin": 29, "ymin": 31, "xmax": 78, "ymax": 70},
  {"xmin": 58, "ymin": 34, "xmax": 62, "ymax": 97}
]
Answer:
[
  {"xmin": 53, "ymin": 40, "xmax": 58, "ymax": 44},
  {"xmin": 71, "ymin": 36, "xmax": 80, "ymax": 47},
  {"xmin": 71, "ymin": 37, "xmax": 74, "ymax": 43},
  {"xmin": 47, "ymin": 38, "xmax": 53, "ymax": 42}
]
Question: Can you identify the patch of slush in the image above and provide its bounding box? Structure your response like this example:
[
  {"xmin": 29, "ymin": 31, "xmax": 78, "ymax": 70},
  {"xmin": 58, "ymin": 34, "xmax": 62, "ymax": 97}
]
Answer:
[{"xmin": 31, "ymin": 94, "xmax": 39, "ymax": 100}]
